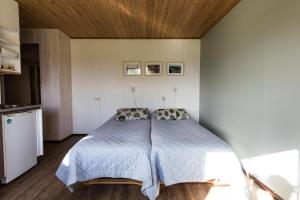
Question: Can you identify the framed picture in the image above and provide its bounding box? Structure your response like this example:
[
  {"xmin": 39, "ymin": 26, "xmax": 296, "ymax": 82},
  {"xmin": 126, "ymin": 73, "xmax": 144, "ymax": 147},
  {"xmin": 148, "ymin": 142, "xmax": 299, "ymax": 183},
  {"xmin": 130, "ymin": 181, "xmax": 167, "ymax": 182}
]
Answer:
[
  {"xmin": 144, "ymin": 62, "xmax": 163, "ymax": 76},
  {"xmin": 123, "ymin": 61, "xmax": 142, "ymax": 76},
  {"xmin": 167, "ymin": 62, "xmax": 184, "ymax": 76}
]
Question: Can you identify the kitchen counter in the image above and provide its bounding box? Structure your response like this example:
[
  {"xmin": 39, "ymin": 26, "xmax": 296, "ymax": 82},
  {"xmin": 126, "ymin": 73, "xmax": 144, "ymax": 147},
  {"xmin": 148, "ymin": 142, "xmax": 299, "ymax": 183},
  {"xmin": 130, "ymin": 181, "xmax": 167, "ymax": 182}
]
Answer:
[{"xmin": 0, "ymin": 105, "xmax": 42, "ymax": 114}]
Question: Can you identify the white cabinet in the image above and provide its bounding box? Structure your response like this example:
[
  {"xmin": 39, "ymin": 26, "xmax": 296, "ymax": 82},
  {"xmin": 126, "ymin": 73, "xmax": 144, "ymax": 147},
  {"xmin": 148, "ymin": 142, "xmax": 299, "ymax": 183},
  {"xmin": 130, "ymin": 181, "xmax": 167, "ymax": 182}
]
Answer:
[
  {"xmin": 0, "ymin": 108, "xmax": 43, "ymax": 183},
  {"xmin": 0, "ymin": 0, "xmax": 20, "ymax": 74},
  {"xmin": 35, "ymin": 109, "xmax": 44, "ymax": 156},
  {"xmin": 0, "ymin": 0, "xmax": 20, "ymax": 32},
  {"xmin": 2, "ymin": 111, "xmax": 37, "ymax": 183}
]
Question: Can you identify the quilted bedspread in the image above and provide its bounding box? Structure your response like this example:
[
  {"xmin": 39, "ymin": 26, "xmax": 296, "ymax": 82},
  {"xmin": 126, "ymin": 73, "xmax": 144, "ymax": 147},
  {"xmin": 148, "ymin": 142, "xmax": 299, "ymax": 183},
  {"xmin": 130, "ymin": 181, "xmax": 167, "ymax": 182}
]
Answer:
[
  {"xmin": 150, "ymin": 118, "xmax": 250, "ymax": 200},
  {"xmin": 56, "ymin": 118, "xmax": 156, "ymax": 199}
]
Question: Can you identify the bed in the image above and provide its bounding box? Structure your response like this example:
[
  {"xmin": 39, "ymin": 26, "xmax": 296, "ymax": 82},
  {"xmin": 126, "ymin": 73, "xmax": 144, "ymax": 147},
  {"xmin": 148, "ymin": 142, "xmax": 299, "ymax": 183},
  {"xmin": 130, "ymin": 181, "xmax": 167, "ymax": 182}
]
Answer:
[
  {"xmin": 150, "ymin": 116, "xmax": 249, "ymax": 200},
  {"xmin": 56, "ymin": 116, "xmax": 156, "ymax": 200}
]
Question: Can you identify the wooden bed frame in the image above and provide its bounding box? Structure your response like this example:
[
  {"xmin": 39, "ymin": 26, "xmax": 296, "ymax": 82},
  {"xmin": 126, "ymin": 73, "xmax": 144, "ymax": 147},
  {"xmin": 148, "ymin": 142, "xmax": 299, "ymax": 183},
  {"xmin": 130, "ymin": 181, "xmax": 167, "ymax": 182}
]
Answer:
[
  {"xmin": 84, "ymin": 178, "xmax": 142, "ymax": 186},
  {"xmin": 83, "ymin": 178, "xmax": 227, "ymax": 187}
]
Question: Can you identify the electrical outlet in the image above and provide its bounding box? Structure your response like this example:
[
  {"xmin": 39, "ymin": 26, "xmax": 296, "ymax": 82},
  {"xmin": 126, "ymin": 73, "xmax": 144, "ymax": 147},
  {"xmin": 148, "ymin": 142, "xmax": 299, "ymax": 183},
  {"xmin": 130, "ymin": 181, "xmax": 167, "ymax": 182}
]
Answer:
[
  {"xmin": 94, "ymin": 97, "xmax": 101, "ymax": 101},
  {"xmin": 130, "ymin": 86, "xmax": 135, "ymax": 93},
  {"xmin": 172, "ymin": 87, "xmax": 178, "ymax": 92}
]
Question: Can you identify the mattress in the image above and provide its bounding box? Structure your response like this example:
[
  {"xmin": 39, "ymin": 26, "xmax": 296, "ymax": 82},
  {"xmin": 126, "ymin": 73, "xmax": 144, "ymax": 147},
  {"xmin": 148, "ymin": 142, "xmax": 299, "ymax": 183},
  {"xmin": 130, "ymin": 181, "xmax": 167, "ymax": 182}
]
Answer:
[
  {"xmin": 150, "ymin": 118, "xmax": 249, "ymax": 200},
  {"xmin": 56, "ymin": 118, "xmax": 156, "ymax": 200}
]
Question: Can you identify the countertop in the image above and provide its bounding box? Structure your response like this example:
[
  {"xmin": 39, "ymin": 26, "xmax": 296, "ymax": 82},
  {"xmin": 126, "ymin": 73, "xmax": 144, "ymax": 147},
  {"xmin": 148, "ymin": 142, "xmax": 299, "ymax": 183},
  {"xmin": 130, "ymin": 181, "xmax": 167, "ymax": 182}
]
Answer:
[{"xmin": 0, "ymin": 105, "xmax": 42, "ymax": 114}]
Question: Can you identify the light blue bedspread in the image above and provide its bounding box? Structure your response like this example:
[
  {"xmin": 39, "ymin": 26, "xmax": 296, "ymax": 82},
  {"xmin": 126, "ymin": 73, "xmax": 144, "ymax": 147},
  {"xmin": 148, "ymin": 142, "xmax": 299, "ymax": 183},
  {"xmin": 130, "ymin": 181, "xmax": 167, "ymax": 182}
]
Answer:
[
  {"xmin": 151, "ymin": 118, "xmax": 250, "ymax": 200},
  {"xmin": 56, "ymin": 118, "xmax": 156, "ymax": 199}
]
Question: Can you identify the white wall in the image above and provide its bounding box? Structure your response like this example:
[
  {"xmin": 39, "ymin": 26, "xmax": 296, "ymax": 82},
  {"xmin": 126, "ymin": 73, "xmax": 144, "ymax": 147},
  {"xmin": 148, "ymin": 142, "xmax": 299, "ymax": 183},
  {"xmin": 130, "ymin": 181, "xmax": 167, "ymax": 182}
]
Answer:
[
  {"xmin": 71, "ymin": 39, "xmax": 200, "ymax": 133},
  {"xmin": 200, "ymin": 0, "xmax": 300, "ymax": 200}
]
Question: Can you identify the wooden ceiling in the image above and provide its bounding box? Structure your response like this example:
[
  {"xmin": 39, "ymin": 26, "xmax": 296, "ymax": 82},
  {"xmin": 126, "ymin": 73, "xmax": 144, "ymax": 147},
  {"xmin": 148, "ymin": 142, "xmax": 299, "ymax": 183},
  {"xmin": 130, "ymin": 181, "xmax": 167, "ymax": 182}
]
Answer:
[{"xmin": 16, "ymin": 0, "xmax": 240, "ymax": 39}]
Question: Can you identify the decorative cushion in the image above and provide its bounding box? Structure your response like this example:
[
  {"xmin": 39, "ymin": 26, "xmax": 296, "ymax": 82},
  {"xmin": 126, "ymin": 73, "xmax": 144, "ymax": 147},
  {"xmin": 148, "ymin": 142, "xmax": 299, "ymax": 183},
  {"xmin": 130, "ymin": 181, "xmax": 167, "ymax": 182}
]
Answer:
[
  {"xmin": 154, "ymin": 108, "xmax": 190, "ymax": 120},
  {"xmin": 115, "ymin": 108, "xmax": 149, "ymax": 121}
]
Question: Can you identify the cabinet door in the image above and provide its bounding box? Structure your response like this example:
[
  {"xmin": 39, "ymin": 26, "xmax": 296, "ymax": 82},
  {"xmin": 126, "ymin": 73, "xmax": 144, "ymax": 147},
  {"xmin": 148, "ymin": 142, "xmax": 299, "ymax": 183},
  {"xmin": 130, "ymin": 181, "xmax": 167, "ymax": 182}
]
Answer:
[
  {"xmin": 0, "ymin": 0, "xmax": 19, "ymax": 32},
  {"xmin": 35, "ymin": 109, "xmax": 44, "ymax": 156},
  {"xmin": 2, "ymin": 111, "xmax": 37, "ymax": 183},
  {"xmin": 0, "ymin": 117, "xmax": 4, "ymax": 181}
]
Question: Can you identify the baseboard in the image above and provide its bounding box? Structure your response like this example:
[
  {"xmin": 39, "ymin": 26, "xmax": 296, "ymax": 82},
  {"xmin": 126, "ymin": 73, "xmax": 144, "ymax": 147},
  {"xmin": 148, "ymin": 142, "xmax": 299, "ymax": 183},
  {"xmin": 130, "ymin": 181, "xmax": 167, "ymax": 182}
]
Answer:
[
  {"xmin": 44, "ymin": 134, "xmax": 88, "ymax": 142},
  {"xmin": 72, "ymin": 133, "xmax": 89, "ymax": 135}
]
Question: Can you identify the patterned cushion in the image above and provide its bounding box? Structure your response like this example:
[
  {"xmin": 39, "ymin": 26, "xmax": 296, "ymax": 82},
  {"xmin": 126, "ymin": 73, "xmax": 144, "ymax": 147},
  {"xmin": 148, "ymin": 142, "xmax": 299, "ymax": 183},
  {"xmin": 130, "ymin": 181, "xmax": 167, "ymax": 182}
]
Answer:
[
  {"xmin": 115, "ymin": 108, "xmax": 150, "ymax": 121},
  {"xmin": 154, "ymin": 108, "xmax": 190, "ymax": 120}
]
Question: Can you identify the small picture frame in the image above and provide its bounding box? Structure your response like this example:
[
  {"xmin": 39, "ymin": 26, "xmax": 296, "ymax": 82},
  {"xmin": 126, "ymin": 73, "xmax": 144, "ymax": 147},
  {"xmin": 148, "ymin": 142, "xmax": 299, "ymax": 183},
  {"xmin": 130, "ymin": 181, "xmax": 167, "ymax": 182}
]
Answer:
[
  {"xmin": 123, "ymin": 61, "xmax": 142, "ymax": 76},
  {"xmin": 144, "ymin": 62, "xmax": 163, "ymax": 76},
  {"xmin": 167, "ymin": 62, "xmax": 184, "ymax": 76}
]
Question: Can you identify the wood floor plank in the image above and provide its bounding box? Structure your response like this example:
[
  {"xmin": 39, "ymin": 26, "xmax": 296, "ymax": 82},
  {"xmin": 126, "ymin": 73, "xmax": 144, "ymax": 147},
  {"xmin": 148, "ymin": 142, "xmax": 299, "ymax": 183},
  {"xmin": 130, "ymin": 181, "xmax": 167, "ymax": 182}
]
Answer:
[{"xmin": 0, "ymin": 135, "xmax": 234, "ymax": 200}]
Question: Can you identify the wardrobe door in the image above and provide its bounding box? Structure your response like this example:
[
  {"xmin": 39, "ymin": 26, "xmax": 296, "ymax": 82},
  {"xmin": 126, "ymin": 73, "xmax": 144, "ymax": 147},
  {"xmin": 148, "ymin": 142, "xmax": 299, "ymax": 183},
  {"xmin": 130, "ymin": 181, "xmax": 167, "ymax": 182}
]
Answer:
[
  {"xmin": 21, "ymin": 29, "xmax": 73, "ymax": 141},
  {"xmin": 58, "ymin": 31, "xmax": 72, "ymax": 140}
]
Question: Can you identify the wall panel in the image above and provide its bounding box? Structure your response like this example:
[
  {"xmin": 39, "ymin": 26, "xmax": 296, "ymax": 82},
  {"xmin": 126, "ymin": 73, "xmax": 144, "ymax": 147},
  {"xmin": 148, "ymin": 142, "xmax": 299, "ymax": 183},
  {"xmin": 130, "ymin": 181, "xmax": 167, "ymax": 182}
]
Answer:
[{"xmin": 71, "ymin": 39, "xmax": 200, "ymax": 133}]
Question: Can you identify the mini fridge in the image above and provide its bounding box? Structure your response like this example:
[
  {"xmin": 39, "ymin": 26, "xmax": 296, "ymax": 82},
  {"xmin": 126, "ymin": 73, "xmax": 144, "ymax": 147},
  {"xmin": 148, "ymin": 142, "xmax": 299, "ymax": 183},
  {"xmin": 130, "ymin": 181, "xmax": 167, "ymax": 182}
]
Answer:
[{"xmin": 1, "ymin": 110, "xmax": 38, "ymax": 183}]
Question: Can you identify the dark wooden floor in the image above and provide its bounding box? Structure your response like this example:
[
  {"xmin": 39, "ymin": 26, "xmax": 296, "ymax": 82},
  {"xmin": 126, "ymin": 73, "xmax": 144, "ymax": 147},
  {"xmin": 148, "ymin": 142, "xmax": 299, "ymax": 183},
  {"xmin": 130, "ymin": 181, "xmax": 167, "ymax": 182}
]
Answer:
[{"xmin": 0, "ymin": 135, "xmax": 232, "ymax": 200}]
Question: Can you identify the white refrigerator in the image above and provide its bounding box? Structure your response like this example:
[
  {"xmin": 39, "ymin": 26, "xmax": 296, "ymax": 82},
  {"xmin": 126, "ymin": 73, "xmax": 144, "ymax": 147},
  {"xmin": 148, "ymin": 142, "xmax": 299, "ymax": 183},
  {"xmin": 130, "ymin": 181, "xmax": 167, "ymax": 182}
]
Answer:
[{"xmin": 1, "ymin": 109, "xmax": 43, "ymax": 183}]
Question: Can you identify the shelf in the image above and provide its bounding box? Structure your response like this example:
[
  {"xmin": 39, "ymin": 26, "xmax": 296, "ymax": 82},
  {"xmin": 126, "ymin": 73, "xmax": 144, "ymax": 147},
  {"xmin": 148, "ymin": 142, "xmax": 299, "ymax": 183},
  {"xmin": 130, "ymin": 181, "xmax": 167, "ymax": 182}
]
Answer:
[
  {"xmin": 0, "ymin": 38, "xmax": 19, "ymax": 47},
  {"xmin": 0, "ymin": 46, "xmax": 19, "ymax": 57},
  {"xmin": 0, "ymin": 68, "xmax": 20, "ymax": 75},
  {"xmin": 0, "ymin": 25, "xmax": 19, "ymax": 34},
  {"xmin": 0, "ymin": 53, "xmax": 19, "ymax": 60}
]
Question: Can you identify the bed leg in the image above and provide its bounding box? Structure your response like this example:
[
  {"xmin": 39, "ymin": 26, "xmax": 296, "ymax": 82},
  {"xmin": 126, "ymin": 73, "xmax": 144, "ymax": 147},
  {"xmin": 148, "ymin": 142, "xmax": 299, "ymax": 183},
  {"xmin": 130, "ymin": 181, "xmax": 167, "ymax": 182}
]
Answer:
[{"xmin": 160, "ymin": 183, "xmax": 166, "ymax": 190}]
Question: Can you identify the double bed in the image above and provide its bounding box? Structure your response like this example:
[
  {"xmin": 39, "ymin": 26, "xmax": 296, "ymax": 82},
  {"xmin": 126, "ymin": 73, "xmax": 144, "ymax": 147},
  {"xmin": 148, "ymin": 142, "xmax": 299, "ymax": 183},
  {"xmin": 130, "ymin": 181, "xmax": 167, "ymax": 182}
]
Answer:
[
  {"xmin": 56, "ymin": 108, "xmax": 249, "ymax": 200},
  {"xmin": 150, "ymin": 117, "xmax": 249, "ymax": 199},
  {"xmin": 56, "ymin": 117, "xmax": 156, "ymax": 199}
]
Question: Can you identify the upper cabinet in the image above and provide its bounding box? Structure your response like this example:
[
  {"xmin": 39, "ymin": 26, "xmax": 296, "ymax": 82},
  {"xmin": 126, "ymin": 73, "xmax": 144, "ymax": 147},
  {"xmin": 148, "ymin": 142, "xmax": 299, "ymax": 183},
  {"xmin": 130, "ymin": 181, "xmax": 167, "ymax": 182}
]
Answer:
[
  {"xmin": 0, "ymin": 0, "xmax": 20, "ymax": 32},
  {"xmin": 0, "ymin": 0, "xmax": 21, "ymax": 74}
]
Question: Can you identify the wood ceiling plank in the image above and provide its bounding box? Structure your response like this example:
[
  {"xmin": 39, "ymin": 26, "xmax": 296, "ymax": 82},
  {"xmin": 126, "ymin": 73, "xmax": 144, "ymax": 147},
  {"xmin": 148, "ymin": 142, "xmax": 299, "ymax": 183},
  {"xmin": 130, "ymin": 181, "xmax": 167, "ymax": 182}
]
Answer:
[
  {"xmin": 187, "ymin": 0, "xmax": 220, "ymax": 38},
  {"xmin": 164, "ymin": 0, "xmax": 194, "ymax": 38},
  {"xmin": 146, "ymin": 0, "xmax": 154, "ymax": 38},
  {"xmin": 57, "ymin": 0, "xmax": 93, "ymax": 37},
  {"xmin": 172, "ymin": 0, "xmax": 193, "ymax": 38},
  {"xmin": 153, "ymin": 0, "xmax": 164, "ymax": 38},
  {"xmin": 16, "ymin": 0, "xmax": 240, "ymax": 39},
  {"xmin": 109, "ymin": 0, "xmax": 125, "ymax": 38},
  {"xmin": 159, "ymin": 0, "xmax": 174, "ymax": 38},
  {"xmin": 178, "ymin": 0, "xmax": 207, "ymax": 38},
  {"xmin": 129, "ymin": 0, "xmax": 139, "ymax": 38},
  {"xmin": 123, "ymin": 0, "xmax": 136, "ymax": 37},
  {"xmin": 134, "ymin": 0, "xmax": 142, "ymax": 37},
  {"xmin": 70, "ymin": 0, "xmax": 103, "ymax": 37},
  {"xmin": 158, "ymin": 0, "xmax": 172, "ymax": 38},
  {"xmin": 89, "ymin": 0, "xmax": 122, "ymax": 38},
  {"xmin": 82, "ymin": 0, "xmax": 108, "ymax": 38}
]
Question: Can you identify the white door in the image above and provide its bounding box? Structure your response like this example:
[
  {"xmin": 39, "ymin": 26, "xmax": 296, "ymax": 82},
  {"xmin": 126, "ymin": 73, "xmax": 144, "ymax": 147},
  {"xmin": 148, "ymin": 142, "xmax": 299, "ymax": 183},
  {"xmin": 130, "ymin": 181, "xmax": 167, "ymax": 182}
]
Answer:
[{"xmin": 2, "ymin": 111, "xmax": 37, "ymax": 183}]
